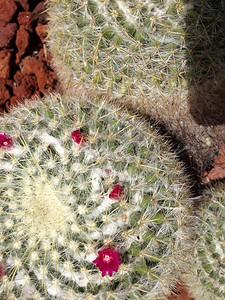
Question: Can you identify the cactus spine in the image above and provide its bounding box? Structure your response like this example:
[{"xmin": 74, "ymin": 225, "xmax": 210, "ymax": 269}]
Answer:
[{"xmin": 0, "ymin": 93, "xmax": 193, "ymax": 299}]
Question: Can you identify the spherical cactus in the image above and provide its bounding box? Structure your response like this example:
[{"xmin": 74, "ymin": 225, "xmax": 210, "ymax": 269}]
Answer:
[
  {"xmin": 47, "ymin": 0, "xmax": 190, "ymax": 98},
  {"xmin": 0, "ymin": 93, "xmax": 193, "ymax": 299},
  {"xmin": 47, "ymin": 0, "xmax": 225, "ymax": 172},
  {"xmin": 47, "ymin": 0, "xmax": 224, "ymax": 98},
  {"xmin": 182, "ymin": 185, "xmax": 225, "ymax": 300}
]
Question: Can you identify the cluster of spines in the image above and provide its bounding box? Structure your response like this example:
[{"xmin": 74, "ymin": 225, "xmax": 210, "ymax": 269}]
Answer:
[{"xmin": 0, "ymin": 93, "xmax": 193, "ymax": 299}]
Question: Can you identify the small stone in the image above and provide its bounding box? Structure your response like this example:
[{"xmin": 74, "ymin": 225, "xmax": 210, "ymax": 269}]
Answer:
[
  {"xmin": 0, "ymin": 0, "xmax": 18, "ymax": 23},
  {"xmin": 0, "ymin": 79, "xmax": 10, "ymax": 105},
  {"xmin": 15, "ymin": 25, "xmax": 29, "ymax": 64},
  {"xmin": 21, "ymin": 56, "xmax": 57, "ymax": 93},
  {"xmin": 0, "ymin": 50, "xmax": 11, "ymax": 79},
  {"xmin": 35, "ymin": 23, "xmax": 47, "ymax": 43},
  {"xmin": 0, "ymin": 21, "xmax": 17, "ymax": 48},
  {"xmin": 13, "ymin": 70, "xmax": 23, "ymax": 84},
  {"xmin": 13, "ymin": 74, "xmax": 38, "ymax": 99},
  {"xmin": 21, "ymin": 56, "xmax": 41, "ymax": 75},
  {"xmin": 17, "ymin": 11, "xmax": 32, "ymax": 30}
]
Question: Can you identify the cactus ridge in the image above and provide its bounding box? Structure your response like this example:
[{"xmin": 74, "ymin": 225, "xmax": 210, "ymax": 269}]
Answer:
[{"xmin": 0, "ymin": 94, "xmax": 193, "ymax": 299}]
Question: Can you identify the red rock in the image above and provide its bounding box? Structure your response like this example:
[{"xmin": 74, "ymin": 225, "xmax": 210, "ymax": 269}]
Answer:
[
  {"xmin": 21, "ymin": 56, "xmax": 41, "ymax": 74},
  {"xmin": 35, "ymin": 23, "xmax": 47, "ymax": 43},
  {"xmin": 0, "ymin": 79, "xmax": 10, "ymax": 105},
  {"xmin": 13, "ymin": 74, "xmax": 38, "ymax": 99},
  {"xmin": 0, "ymin": 105, "xmax": 4, "ymax": 114},
  {"xmin": 15, "ymin": 25, "xmax": 29, "ymax": 64},
  {"xmin": 21, "ymin": 56, "xmax": 57, "ymax": 93},
  {"xmin": 0, "ymin": 0, "xmax": 18, "ymax": 23},
  {"xmin": 5, "ymin": 79, "xmax": 14, "ymax": 89},
  {"xmin": 202, "ymin": 144, "xmax": 225, "ymax": 184},
  {"xmin": 36, "ymin": 69, "xmax": 56, "ymax": 92},
  {"xmin": 17, "ymin": 11, "xmax": 32, "ymax": 30},
  {"xmin": 0, "ymin": 50, "xmax": 11, "ymax": 79},
  {"xmin": 0, "ymin": 21, "xmax": 17, "ymax": 48},
  {"xmin": 15, "ymin": 0, "xmax": 29, "ymax": 11},
  {"xmin": 13, "ymin": 70, "xmax": 23, "ymax": 84}
]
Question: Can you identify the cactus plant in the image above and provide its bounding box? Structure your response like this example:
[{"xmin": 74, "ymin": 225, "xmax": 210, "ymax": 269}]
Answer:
[
  {"xmin": 47, "ymin": 0, "xmax": 224, "ymax": 98},
  {"xmin": 0, "ymin": 93, "xmax": 193, "ymax": 299},
  {"xmin": 47, "ymin": 0, "xmax": 225, "ymax": 172},
  {"xmin": 182, "ymin": 185, "xmax": 225, "ymax": 300},
  {"xmin": 47, "ymin": 0, "xmax": 191, "ymax": 98}
]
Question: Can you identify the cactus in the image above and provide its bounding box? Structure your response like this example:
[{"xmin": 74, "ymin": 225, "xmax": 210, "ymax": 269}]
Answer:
[
  {"xmin": 47, "ymin": 0, "xmax": 190, "ymax": 98},
  {"xmin": 0, "ymin": 93, "xmax": 193, "ymax": 299},
  {"xmin": 47, "ymin": 0, "xmax": 224, "ymax": 98},
  {"xmin": 47, "ymin": 0, "xmax": 225, "ymax": 172},
  {"xmin": 182, "ymin": 185, "xmax": 225, "ymax": 300}
]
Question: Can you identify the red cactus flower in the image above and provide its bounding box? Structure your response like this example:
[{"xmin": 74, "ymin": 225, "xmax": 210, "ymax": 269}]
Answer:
[
  {"xmin": 71, "ymin": 130, "xmax": 86, "ymax": 145},
  {"xmin": 92, "ymin": 248, "xmax": 122, "ymax": 277},
  {"xmin": 109, "ymin": 185, "xmax": 124, "ymax": 200},
  {"xmin": 0, "ymin": 133, "xmax": 13, "ymax": 148}
]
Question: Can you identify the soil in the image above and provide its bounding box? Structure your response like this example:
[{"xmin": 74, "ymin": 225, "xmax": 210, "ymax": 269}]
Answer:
[
  {"xmin": 0, "ymin": 0, "xmax": 223, "ymax": 299},
  {"xmin": 0, "ymin": 0, "xmax": 59, "ymax": 113}
]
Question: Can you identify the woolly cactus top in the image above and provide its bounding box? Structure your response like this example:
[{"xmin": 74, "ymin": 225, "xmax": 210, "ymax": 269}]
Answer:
[
  {"xmin": 47, "ymin": 0, "xmax": 225, "ymax": 100},
  {"xmin": 0, "ymin": 94, "xmax": 192, "ymax": 299}
]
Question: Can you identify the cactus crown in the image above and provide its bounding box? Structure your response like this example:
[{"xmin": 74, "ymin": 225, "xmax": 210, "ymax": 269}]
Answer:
[{"xmin": 0, "ymin": 93, "xmax": 193, "ymax": 299}]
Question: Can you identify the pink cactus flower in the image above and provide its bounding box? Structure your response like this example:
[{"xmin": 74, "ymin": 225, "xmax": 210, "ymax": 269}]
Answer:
[
  {"xmin": 0, "ymin": 133, "xmax": 13, "ymax": 148},
  {"xmin": 109, "ymin": 185, "xmax": 124, "ymax": 200},
  {"xmin": 71, "ymin": 130, "xmax": 86, "ymax": 145},
  {"xmin": 92, "ymin": 248, "xmax": 122, "ymax": 277}
]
